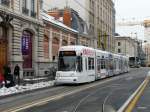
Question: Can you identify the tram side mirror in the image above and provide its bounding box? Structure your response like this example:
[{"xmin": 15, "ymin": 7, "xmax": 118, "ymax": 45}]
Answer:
[{"xmin": 77, "ymin": 56, "xmax": 82, "ymax": 72}]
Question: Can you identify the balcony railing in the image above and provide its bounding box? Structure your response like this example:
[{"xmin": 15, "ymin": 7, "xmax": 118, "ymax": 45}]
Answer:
[
  {"xmin": 22, "ymin": 7, "xmax": 29, "ymax": 15},
  {"xmin": 31, "ymin": 10, "xmax": 36, "ymax": 18},
  {"xmin": 1, "ymin": 0, "xmax": 10, "ymax": 7}
]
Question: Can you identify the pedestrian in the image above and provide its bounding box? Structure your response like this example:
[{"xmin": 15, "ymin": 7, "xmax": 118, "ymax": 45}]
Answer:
[
  {"xmin": 3, "ymin": 64, "xmax": 12, "ymax": 87},
  {"xmin": 14, "ymin": 64, "xmax": 20, "ymax": 85},
  {"xmin": 3, "ymin": 65, "xmax": 8, "ymax": 86},
  {"xmin": 0, "ymin": 72, "xmax": 4, "ymax": 87}
]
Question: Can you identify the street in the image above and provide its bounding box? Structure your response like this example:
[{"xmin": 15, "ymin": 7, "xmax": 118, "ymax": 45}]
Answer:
[{"xmin": 0, "ymin": 67, "xmax": 149, "ymax": 112}]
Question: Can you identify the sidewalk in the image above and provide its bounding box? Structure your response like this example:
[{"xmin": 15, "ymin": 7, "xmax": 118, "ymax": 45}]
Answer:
[
  {"xmin": 0, "ymin": 76, "xmax": 55, "ymax": 98},
  {"xmin": 133, "ymin": 80, "xmax": 150, "ymax": 112}
]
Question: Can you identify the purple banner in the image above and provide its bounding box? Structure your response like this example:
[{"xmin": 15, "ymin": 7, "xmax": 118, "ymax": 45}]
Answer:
[{"xmin": 22, "ymin": 36, "xmax": 29, "ymax": 55}]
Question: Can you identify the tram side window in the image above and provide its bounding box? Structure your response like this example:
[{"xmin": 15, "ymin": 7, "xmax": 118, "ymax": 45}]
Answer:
[
  {"xmin": 125, "ymin": 60, "xmax": 127, "ymax": 67},
  {"xmin": 114, "ymin": 59, "xmax": 117, "ymax": 69},
  {"xmin": 85, "ymin": 58, "xmax": 87, "ymax": 70},
  {"xmin": 97, "ymin": 58, "xmax": 101, "ymax": 72},
  {"xmin": 101, "ymin": 59, "xmax": 106, "ymax": 69},
  {"xmin": 88, "ymin": 58, "xmax": 94, "ymax": 70},
  {"xmin": 77, "ymin": 56, "xmax": 83, "ymax": 72}
]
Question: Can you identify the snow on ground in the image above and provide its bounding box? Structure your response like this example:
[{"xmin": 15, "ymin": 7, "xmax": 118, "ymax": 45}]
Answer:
[
  {"xmin": 0, "ymin": 81, "xmax": 55, "ymax": 97},
  {"xmin": 23, "ymin": 77, "xmax": 47, "ymax": 81}
]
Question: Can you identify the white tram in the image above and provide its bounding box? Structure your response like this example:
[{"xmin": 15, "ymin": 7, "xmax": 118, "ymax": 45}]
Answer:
[{"xmin": 55, "ymin": 46, "xmax": 129, "ymax": 84}]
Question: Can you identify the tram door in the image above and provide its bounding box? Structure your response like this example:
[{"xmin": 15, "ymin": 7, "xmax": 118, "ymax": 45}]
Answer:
[{"xmin": 0, "ymin": 39, "xmax": 7, "ymax": 74}]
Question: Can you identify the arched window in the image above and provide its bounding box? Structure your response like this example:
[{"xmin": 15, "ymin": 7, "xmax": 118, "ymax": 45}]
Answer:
[
  {"xmin": 70, "ymin": 41, "xmax": 75, "ymax": 45},
  {"xmin": 52, "ymin": 37, "xmax": 59, "ymax": 61},
  {"xmin": 52, "ymin": 37, "xmax": 59, "ymax": 44},
  {"xmin": 44, "ymin": 35, "xmax": 49, "ymax": 58},
  {"xmin": 62, "ymin": 40, "xmax": 68, "ymax": 46}
]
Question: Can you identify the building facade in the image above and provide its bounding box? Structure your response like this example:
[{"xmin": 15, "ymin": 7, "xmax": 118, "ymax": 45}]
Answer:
[
  {"xmin": 47, "ymin": 8, "xmax": 90, "ymax": 46},
  {"xmin": 95, "ymin": 0, "xmax": 115, "ymax": 52},
  {"xmin": 42, "ymin": 13, "xmax": 78, "ymax": 71},
  {"xmin": 44, "ymin": 0, "xmax": 115, "ymax": 52},
  {"xmin": 143, "ymin": 42, "xmax": 150, "ymax": 66},
  {"xmin": 0, "ymin": 0, "xmax": 44, "ymax": 78},
  {"xmin": 115, "ymin": 36, "xmax": 138, "ymax": 57},
  {"xmin": 144, "ymin": 20, "xmax": 150, "ymax": 42}
]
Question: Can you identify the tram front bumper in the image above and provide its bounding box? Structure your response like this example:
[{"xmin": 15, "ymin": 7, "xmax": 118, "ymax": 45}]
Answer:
[{"xmin": 55, "ymin": 76, "xmax": 78, "ymax": 84}]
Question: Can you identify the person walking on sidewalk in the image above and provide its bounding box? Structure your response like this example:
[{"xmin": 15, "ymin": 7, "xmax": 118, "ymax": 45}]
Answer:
[
  {"xmin": 14, "ymin": 64, "xmax": 20, "ymax": 85},
  {"xmin": 0, "ymin": 72, "xmax": 4, "ymax": 87},
  {"xmin": 3, "ymin": 64, "xmax": 13, "ymax": 87}
]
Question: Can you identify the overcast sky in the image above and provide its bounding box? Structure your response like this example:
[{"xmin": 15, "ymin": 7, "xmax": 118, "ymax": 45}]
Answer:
[
  {"xmin": 115, "ymin": 0, "xmax": 150, "ymax": 40},
  {"xmin": 115, "ymin": 0, "xmax": 150, "ymax": 21}
]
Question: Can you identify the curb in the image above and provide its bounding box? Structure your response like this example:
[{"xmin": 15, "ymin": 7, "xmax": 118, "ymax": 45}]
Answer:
[
  {"xmin": 118, "ymin": 73, "xmax": 150, "ymax": 112},
  {"xmin": 0, "ymin": 81, "xmax": 55, "ymax": 100}
]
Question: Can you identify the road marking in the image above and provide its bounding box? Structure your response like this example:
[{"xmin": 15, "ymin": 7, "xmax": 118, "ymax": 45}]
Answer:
[
  {"xmin": 137, "ymin": 106, "xmax": 147, "ymax": 110},
  {"xmin": 3, "ymin": 70, "xmax": 144, "ymax": 112},
  {"xmin": 3, "ymin": 76, "xmax": 120, "ymax": 112},
  {"xmin": 118, "ymin": 76, "xmax": 150, "ymax": 112}
]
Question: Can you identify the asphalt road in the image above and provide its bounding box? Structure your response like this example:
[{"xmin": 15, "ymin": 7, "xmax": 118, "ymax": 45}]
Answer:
[
  {"xmin": 0, "ymin": 67, "xmax": 149, "ymax": 112},
  {"xmin": 133, "ymin": 74, "xmax": 150, "ymax": 112}
]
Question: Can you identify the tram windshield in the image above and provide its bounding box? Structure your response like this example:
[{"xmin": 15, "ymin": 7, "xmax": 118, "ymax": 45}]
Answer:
[{"xmin": 58, "ymin": 51, "xmax": 77, "ymax": 71}]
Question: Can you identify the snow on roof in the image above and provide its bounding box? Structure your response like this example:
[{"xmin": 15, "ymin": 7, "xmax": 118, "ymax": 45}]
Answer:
[{"xmin": 42, "ymin": 12, "xmax": 78, "ymax": 33}]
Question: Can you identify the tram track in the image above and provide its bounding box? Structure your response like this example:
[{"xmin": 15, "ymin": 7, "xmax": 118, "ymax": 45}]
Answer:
[
  {"xmin": 0, "ymin": 68, "xmax": 148, "ymax": 112},
  {"xmin": 2, "ymin": 76, "xmax": 122, "ymax": 112}
]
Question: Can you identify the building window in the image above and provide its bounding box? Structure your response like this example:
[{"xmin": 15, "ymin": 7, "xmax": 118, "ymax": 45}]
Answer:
[
  {"xmin": 118, "ymin": 49, "xmax": 121, "ymax": 53},
  {"xmin": 22, "ymin": 0, "xmax": 29, "ymax": 15},
  {"xmin": 31, "ymin": 0, "xmax": 36, "ymax": 18},
  {"xmin": 44, "ymin": 35, "xmax": 49, "ymax": 59},
  {"xmin": 62, "ymin": 40, "xmax": 68, "ymax": 46},
  {"xmin": 22, "ymin": 0, "xmax": 27, "ymax": 8},
  {"xmin": 40, "ymin": 0, "xmax": 43, "ymax": 9},
  {"xmin": 70, "ymin": 41, "xmax": 75, "ymax": 45},
  {"xmin": 118, "ymin": 42, "xmax": 121, "ymax": 46},
  {"xmin": 31, "ymin": 0, "xmax": 35, "ymax": 11},
  {"xmin": 52, "ymin": 37, "xmax": 59, "ymax": 62},
  {"xmin": 0, "ymin": 0, "xmax": 10, "ymax": 7}
]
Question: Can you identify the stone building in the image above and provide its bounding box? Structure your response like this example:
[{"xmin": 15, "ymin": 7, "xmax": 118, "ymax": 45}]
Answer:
[
  {"xmin": 42, "ymin": 13, "xmax": 78, "ymax": 74},
  {"xmin": 0, "ymin": 0, "xmax": 44, "ymax": 78},
  {"xmin": 96, "ymin": 0, "xmax": 115, "ymax": 52},
  {"xmin": 47, "ymin": 8, "xmax": 90, "ymax": 46},
  {"xmin": 114, "ymin": 36, "xmax": 138, "ymax": 57},
  {"xmin": 143, "ymin": 42, "xmax": 150, "ymax": 66},
  {"xmin": 44, "ymin": 0, "xmax": 115, "ymax": 52},
  {"xmin": 144, "ymin": 20, "xmax": 150, "ymax": 41}
]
